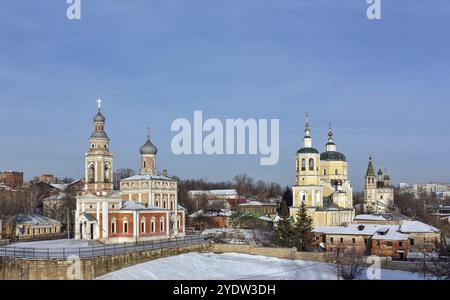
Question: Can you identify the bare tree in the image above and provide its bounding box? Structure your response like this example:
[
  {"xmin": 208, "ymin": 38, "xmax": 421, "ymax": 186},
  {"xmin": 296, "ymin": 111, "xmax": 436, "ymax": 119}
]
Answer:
[
  {"xmin": 327, "ymin": 248, "xmax": 366, "ymax": 280},
  {"xmin": 113, "ymin": 168, "xmax": 136, "ymax": 190}
]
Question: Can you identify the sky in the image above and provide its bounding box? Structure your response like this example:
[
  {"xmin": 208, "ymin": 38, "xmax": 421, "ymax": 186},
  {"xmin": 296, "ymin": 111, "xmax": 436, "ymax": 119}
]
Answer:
[{"xmin": 0, "ymin": 0, "xmax": 449, "ymax": 191}]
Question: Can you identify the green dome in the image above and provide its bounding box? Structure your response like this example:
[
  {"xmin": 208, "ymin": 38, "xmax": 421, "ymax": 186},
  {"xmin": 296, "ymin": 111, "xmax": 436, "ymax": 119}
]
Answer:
[
  {"xmin": 297, "ymin": 147, "xmax": 319, "ymax": 154},
  {"xmin": 384, "ymin": 174, "xmax": 391, "ymax": 180},
  {"xmin": 320, "ymin": 151, "xmax": 347, "ymax": 162}
]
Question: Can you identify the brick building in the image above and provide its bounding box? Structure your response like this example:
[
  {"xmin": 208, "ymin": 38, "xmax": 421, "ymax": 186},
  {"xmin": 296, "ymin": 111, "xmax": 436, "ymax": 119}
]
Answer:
[{"xmin": 0, "ymin": 171, "xmax": 23, "ymax": 188}]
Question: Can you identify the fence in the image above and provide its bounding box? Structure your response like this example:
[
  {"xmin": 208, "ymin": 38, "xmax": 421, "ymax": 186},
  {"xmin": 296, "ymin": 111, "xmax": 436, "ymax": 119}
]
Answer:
[{"xmin": 0, "ymin": 234, "xmax": 207, "ymax": 260}]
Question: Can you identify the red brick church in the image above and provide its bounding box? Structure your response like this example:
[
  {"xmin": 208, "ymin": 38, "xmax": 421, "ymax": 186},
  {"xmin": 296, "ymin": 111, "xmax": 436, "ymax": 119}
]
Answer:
[{"xmin": 75, "ymin": 100, "xmax": 185, "ymax": 244}]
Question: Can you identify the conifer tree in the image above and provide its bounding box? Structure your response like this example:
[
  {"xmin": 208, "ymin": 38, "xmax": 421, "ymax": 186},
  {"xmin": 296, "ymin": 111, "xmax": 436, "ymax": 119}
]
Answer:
[
  {"xmin": 293, "ymin": 201, "xmax": 313, "ymax": 251},
  {"xmin": 275, "ymin": 200, "xmax": 295, "ymax": 247}
]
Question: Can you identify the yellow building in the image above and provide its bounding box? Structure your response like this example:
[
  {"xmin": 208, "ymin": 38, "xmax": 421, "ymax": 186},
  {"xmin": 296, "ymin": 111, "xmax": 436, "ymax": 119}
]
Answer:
[{"xmin": 290, "ymin": 113, "xmax": 355, "ymax": 227}]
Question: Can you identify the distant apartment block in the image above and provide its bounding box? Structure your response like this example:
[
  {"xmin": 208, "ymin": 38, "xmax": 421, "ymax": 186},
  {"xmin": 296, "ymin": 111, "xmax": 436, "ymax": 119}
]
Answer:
[{"xmin": 399, "ymin": 182, "xmax": 450, "ymax": 198}]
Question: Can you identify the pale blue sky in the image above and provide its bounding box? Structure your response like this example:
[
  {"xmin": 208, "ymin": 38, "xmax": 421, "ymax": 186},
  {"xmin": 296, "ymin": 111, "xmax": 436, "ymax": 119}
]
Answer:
[{"xmin": 0, "ymin": 1, "xmax": 449, "ymax": 191}]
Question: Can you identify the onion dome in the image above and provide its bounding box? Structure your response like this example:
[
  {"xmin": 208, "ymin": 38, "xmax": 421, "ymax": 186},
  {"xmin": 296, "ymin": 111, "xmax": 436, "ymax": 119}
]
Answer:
[
  {"xmin": 94, "ymin": 111, "xmax": 105, "ymax": 122},
  {"xmin": 140, "ymin": 128, "xmax": 158, "ymax": 155}
]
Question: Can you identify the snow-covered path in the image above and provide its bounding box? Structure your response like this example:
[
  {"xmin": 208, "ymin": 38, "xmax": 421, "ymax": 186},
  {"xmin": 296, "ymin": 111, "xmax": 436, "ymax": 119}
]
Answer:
[{"xmin": 97, "ymin": 252, "xmax": 425, "ymax": 280}]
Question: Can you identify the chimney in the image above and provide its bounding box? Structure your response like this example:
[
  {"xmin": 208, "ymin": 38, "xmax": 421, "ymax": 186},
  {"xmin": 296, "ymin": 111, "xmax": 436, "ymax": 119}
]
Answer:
[{"xmin": 163, "ymin": 170, "xmax": 168, "ymax": 177}]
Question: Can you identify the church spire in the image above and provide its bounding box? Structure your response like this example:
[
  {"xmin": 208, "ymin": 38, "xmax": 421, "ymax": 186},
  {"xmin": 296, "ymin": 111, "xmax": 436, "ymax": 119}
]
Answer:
[
  {"xmin": 326, "ymin": 123, "xmax": 337, "ymax": 152},
  {"xmin": 366, "ymin": 156, "xmax": 375, "ymax": 177},
  {"xmin": 303, "ymin": 112, "xmax": 312, "ymax": 148}
]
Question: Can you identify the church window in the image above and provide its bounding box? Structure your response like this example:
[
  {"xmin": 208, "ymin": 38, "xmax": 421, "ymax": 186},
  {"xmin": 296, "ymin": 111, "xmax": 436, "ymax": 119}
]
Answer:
[
  {"xmin": 88, "ymin": 165, "xmax": 95, "ymax": 183},
  {"xmin": 324, "ymin": 169, "xmax": 327, "ymax": 176},
  {"xmin": 301, "ymin": 159, "xmax": 306, "ymax": 171},
  {"xmin": 141, "ymin": 220, "xmax": 146, "ymax": 233},
  {"xmin": 352, "ymin": 238, "xmax": 356, "ymax": 244},
  {"xmin": 399, "ymin": 242, "xmax": 403, "ymax": 247},
  {"xmin": 111, "ymin": 221, "xmax": 116, "ymax": 234},
  {"xmin": 335, "ymin": 169, "xmax": 338, "ymax": 175},
  {"xmin": 160, "ymin": 218, "xmax": 165, "ymax": 232},
  {"xmin": 309, "ymin": 158, "xmax": 314, "ymax": 171},
  {"xmin": 330, "ymin": 237, "xmax": 334, "ymax": 243},
  {"xmin": 296, "ymin": 160, "xmax": 299, "ymax": 172},
  {"xmin": 410, "ymin": 239, "xmax": 415, "ymax": 246},
  {"xmin": 340, "ymin": 238, "xmax": 344, "ymax": 243},
  {"xmin": 151, "ymin": 218, "xmax": 155, "ymax": 233},
  {"xmin": 387, "ymin": 241, "xmax": 393, "ymax": 247},
  {"xmin": 123, "ymin": 220, "xmax": 128, "ymax": 234},
  {"xmin": 144, "ymin": 161, "xmax": 146, "ymax": 168}
]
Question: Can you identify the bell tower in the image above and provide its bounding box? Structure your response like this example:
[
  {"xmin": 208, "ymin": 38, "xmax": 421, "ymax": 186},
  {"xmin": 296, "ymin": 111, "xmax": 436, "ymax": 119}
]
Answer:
[
  {"xmin": 85, "ymin": 99, "xmax": 114, "ymax": 194},
  {"xmin": 363, "ymin": 156, "xmax": 377, "ymax": 213}
]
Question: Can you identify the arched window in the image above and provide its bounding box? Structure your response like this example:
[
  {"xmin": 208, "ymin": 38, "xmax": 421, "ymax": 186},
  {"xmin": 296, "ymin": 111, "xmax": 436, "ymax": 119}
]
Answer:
[
  {"xmin": 88, "ymin": 164, "xmax": 95, "ymax": 183},
  {"xmin": 141, "ymin": 218, "xmax": 146, "ymax": 233},
  {"xmin": 309, "ymin": 158, "xmax": 314, "ymax": 171},
  {"xmin": 151, "ymin": 218, "xmax": 156, "ymax": 233},
  {"xmin": 324, "ymin": 169, "xmax": 327, "ymax": 176},
  {"xmin": 123, "ymin": 218, "xmax": 129, "ymax": 234},
  {"xmin": 335, "ymin": 169, "xmax": 338, "ymax": 175},
  {"xmin": 143, "ymin": 161, "xmax": 146, "ymax": 168},
  {"xmin": 104, "ymin": 164, "xmax": 111, "ymax": 183},
  {"xmin": 301, "ymin": 159, "xmax": 306, "ymax": 171},
  {"xmin": 160, "ymin": 218, "xmax": 165, "ymax": 232},
  {"xmin": 111, "ymin": 218, "xmax": 116, "ymax": 234}
]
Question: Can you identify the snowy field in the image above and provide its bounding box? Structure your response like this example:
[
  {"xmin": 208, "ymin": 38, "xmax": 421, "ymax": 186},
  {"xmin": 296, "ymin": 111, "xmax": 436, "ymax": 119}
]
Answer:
[
  {"xmin": 4, "ymin": 239, "xmax": 101, "ymax": 249},
  {"xmin": 97, "ymin": 252, "xmax": 425, "ymax": 280}
]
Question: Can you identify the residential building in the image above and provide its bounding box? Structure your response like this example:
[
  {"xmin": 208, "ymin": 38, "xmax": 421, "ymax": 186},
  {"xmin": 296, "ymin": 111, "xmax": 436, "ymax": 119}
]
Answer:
[
  {"xmin": 238, "ymin": 201, "xmax": 278, "ymax": 216},
  {"xmin": 4, "ymin": 214, "xmax": 61, "ymax": 239}
]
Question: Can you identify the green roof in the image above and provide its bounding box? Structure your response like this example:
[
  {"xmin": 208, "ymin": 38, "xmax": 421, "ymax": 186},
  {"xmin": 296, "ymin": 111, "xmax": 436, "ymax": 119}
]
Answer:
[
  {"xmin": 297, "ymin": 147, "xmax": 319, "ymax": 154},
  {"xmin": 320, "ymin": 151, "xmax": 347, "ymax": 162},
  {"xmin": 366, "ymin": 159, "xmax": 375, "ymax": 176}
]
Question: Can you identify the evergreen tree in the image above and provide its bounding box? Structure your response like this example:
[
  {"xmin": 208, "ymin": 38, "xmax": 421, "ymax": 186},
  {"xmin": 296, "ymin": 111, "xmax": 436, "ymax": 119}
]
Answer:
[
  {"xmin": 293, "ymin": 201, "xmax": 313, "ymax": 251},
  {"xmin": 275, "ymin": 201, "xmax": 294, "ymax": 247}
]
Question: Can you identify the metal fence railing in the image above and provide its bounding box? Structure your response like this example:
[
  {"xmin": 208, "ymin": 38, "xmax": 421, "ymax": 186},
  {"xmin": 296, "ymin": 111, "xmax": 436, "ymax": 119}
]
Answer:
[{"xmin": 0, "ymin": 234, "xmax": 207, "ymax": 260}]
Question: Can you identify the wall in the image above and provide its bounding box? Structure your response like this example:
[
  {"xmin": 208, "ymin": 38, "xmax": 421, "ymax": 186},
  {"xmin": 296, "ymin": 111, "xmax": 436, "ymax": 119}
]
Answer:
[{"xmin": 0, "ymin": 243, "xmax": 211, "ymax": 280}]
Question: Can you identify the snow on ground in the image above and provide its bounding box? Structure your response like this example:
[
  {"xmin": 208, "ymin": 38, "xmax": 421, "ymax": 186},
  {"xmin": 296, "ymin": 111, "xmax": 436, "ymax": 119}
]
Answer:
[
  {"xmin": 97, "ymin": 252, "xmax": 425, "ymax": 280},
  {"xmin": 4, "ymin": 239, "xmax": 101, "ymax": 249}
]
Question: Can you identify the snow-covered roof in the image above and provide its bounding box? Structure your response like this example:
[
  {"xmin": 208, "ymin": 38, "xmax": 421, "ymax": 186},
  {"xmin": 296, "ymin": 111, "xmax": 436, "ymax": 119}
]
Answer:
[
  {"xmin": 121, "ymin": 173, "xmax": 176, "ymax": 182},
  {"xmin": 372, "ymin": 228, "xmax": 409, "ymax": 241},
  {"xmin": 43, "ymin": 192, "xmax": 68, "ymax": 201},
  {"xmin": 354, "ymin": 213, "xmax": 410, "ymax": 222},
  {"xmin": 313, "ymin": 224, "xmax": 399, "ymax": 236},
  {"xmin": 6, "ymin": 214, "xmax": 61, "ymax": 226},
  {"xmin": 354, "ymin": 214, "xmax": 386, "ymax": 221},
  {"xmin": 239, "ymin": 201, "xmax": 277, "ymax": 206},
  {"xmin": 189, "ymin": 209, "xmax": 233, "ymax": 218},
  {"xmin": 188, "ymin": 189, "xmax": 238, "ymax": 196},
  {"xmin": 210, "ymin": 189, "xmax": 238, "ymax": 196},
  {"xmin": 121, "ymin": 201, "xmax": 169, "ymax": 211},
  {"xmin": 400, "ymin": 221, "xmax": 440, "ymax": 233},
  {"xmin": 51, "ymin": 183, "xmax": 68, "ymax": 191}
]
